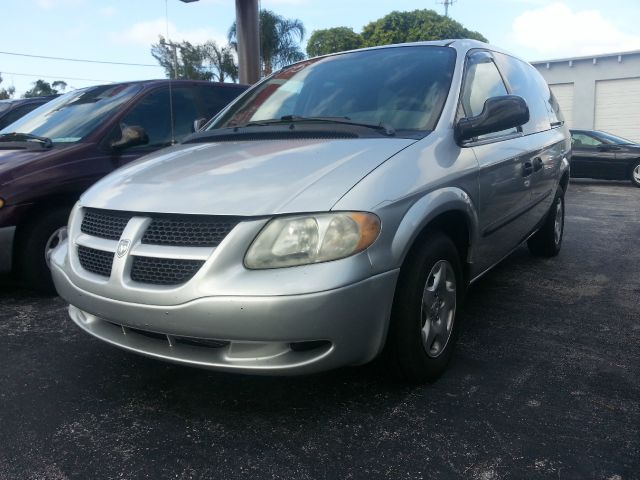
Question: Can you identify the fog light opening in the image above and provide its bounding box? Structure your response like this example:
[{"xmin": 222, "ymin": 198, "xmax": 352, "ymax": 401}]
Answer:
[{"xmin": 289, "ymin": 340, "xmax": 331, "ymax": 352}]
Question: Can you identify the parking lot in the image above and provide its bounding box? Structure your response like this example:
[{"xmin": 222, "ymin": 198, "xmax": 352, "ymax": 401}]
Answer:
[{"xmin": 0, "ymin": 180, "xmax": 638, "ymax": 480}]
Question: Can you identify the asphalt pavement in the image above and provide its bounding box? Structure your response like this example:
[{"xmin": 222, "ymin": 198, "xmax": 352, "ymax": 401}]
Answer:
[{"xmin": 0, "ymin": 179, "xmax": 638, "ymax": 480}]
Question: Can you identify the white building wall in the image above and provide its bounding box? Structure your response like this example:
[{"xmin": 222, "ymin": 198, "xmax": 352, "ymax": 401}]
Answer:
[{"xmin": 532, "ymin": 51, "xmax": 640, "ymax": 140}]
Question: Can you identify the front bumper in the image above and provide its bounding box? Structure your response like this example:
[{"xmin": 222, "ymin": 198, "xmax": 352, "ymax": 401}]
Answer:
[{"xmin": 52, "ymin": 262, "xmax": 399, "ymax": 375}]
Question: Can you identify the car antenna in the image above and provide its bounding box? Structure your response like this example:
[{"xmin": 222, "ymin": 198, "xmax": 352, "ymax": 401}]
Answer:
[{"xmin": 165, "ymin": 0, "xmax": 177, "ymax": 144}]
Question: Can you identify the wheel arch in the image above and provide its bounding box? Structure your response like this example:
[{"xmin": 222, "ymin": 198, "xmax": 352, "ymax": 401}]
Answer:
[
  {"xmin": 390, "ymin": 187, "xmax": 479, "ymax": 282},
  {"xmin": 12, "ymin": 193, "xmax": 78, "ymax": 261}
]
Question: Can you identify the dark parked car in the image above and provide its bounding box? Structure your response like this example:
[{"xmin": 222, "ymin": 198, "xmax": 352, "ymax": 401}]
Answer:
[
  {"xmin": 0, "ymin": 79, "xmax": 247, "ymax": 291},
  {"xmin": 0, "ymin": 95, "xmax": 59, "ymax": 130},
  {"xmin": 570, "ymin": 129, "xmax": 640, "ymax": 187}
]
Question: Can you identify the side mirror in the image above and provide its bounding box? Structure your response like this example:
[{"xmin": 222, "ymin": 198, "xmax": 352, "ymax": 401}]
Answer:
[
  {"xmin": 193, "ymin": 118, "xmax": 208, "ymax": 132},
  {"xmin": 111, "ymin": 125, "xmax": 149, "ymax": 150},
  {"xmin": 455, "ymin": 95, "xmax": 529, "ymax": 144}
]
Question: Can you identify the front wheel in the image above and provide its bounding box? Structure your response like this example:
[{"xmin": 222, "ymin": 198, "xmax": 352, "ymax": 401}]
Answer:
[
  {"xmin": 15, "ymin": 207, "xmax": 71, "ymax": 293},
  {"xmin": 382, "ymin": 231, "xmax": 463, "ymax": 383},
  {"xmin": 527, "ymin": 186, "xmax": 564, "ymax": 257},
  {"xmin": 631, "ymin": 162, "xmax": 640, "ymax": 188}
]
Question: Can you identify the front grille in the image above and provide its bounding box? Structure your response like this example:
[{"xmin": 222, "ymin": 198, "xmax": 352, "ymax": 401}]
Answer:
[
  {"xmin": 81, "ymin": 209, "xmax": 132, "ymax": 240},
  {"xmin": 130, "ymin": 256, "xmax": 204, "ymax": 286},
  {"xmin": 77, "ymin": 246, "xmax": 114, "ymax": 277},
  {"xmin": 142, "ymin": 217, "xmax": 239, "ymax": 247}
]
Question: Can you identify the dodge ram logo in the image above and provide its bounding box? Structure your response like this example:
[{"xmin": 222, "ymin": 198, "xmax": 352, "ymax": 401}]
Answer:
[{"xmin": 117, "ymin": 239, "xmax": 131, "ymax": 258}]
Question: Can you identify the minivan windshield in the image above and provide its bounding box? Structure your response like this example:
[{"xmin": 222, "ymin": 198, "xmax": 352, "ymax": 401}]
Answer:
[
  {"xmin": 209, "ymin": 46, "xmax": 456, "ymax": 136},
  {"xmin": 0, "ymin": 84, "xmax": 143, "ymax": 143}
]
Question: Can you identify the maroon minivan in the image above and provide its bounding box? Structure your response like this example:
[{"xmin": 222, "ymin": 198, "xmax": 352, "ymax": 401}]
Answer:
[{"xmin": 0, "ymin": 79, "xmax": 247, "ymax": 291}]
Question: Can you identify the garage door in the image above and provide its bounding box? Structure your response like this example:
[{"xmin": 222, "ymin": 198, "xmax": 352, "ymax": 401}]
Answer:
[
  {"xmin": 549, "ymin": 83, "xmax": 574, "ymax": 128},
  {"xmin": 595, "ymin": 77, "xmax": 640, "ymax": 143}
]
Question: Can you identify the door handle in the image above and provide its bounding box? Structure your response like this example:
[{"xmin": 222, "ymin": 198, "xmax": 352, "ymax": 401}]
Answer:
[
  {"xmin": 522, "ymin": 161, "xmax": 534, "ymax": 177},
  {"xmin": 533, "ymin": 157, "xmax": 544, "ymax": 172}
]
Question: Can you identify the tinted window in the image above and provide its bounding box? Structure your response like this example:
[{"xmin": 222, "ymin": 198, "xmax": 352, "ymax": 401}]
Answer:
[
  {"xmin": 117, "ymin": 87, "xmax": 201, "ymax": 148},
  {"xmin": 210, "ymin": 46, "xmax": 457, "ymax": 135},
  {"xmin": 0, "ymin": 102, "xmax": 43, "ymax": 130},
  {"xmin": 592, "ymin": 131, "xmax": 634, "ymax": 145},
  {"xmin": 197, "ymin": 85, "xmax": 245, "ymax": 120},
  {"xmin": 460, "ymin": 51, "xmax": 516, "ymax": 140},
  {"xmin": 493, "ymin": 52, "xmax": 550, "ymax": 134},
  {"xmin": 0, "ymin": 84, "xmax": 142, "ymax": 143},
  {"xmin": 461, "ymin": 52, "xmax": 509, "ymax": 117},
  {"xmin": 571, "ymin": 132, "xmax": 602, "ymax": 146}
]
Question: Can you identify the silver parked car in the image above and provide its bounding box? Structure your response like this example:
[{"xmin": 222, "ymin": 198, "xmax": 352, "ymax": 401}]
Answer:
[{"xmin": 50, "ymin": 40, "xmax": 570, "ymax": 382}]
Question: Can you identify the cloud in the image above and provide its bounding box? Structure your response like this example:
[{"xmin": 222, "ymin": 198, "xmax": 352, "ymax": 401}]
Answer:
[
  {"xmin": 510, "ymin": 2, "xmax": 640, "ymax": 58},
  {"xmin": 112, "ymin": 19, "xmax": 228, "ymax": 47}
]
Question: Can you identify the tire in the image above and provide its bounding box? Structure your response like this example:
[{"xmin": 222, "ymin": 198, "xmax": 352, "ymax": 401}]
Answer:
[
  {"xmin": 15, "ymin": 206, "xmax": 70, "ymax": 294},
  {"xmin": 631, "ymin": 161, "xmax": 640, "ymax": 188},
  {"xmin": 382, "ymin": 231, "xmax": 463, "ymax": 383},
  {"xmin": 527, "ymin": 186, "xmax": 564, "ymax": 257}
]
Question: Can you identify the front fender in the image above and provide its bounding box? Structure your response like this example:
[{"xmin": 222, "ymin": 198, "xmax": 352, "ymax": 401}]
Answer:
[{"xmin": 390, "ymin": 187, "xmax": 479, "ymax": 264}]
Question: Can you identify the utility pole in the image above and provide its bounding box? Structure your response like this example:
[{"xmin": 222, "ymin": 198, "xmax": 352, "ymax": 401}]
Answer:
[
  {"xmin": 437, "ymin": 0, "xmax": 457, "ymax": 17},
  {"xmin": 179, "ymin": 0, "xmax": 260, "ymax": 84}
]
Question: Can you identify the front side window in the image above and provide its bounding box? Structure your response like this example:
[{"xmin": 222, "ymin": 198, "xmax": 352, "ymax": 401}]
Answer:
[
  {"xmin": 461, "ymin": 52, "xmax": 509, "ymax": 117},
  {"xmin": 209, "ymin": 46, "xmax": 457, "ymax": 137},
  {"xmin": 0, "ymin": 84, "xmax": 143, "ymax": 143},
  {"xmin": 571, "ymin": 133, "xmax": 602, "ymax": 146},
  {"xmin": 459, "ymin": 51, "xmax": 516, "ymax": 140},
  {"xmin": 115, "ymin": 87, "xmax": 201, "ymax": 148}
]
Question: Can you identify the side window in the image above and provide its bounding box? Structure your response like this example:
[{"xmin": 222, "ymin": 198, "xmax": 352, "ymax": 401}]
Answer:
[
  {"xmin": 460, "ymin": 51, "xmax": 516, "ymax": 140},
  {"xmin": 493, "ymin": 52, "xmax": 551, "ymax": 134},
  {"xmin": 0, "ymin": 102, "xmax": 42, "ymax": 130},
  {"xmin": 197, "ymin": 86, "xmax": 245, "ymax": 120},
  {"xmin": 117, "ymin": 87, "xmax": 200, "ymax": 148},
  {"xmin": 572, "ymin": 133, "xmax": 602, "ymax": 147},
  {"xmin": 461, "ymin": 52, "xmax": 510, "ymax": 117},
  {"xmin": 170, "ymin": 88, "xmax": 200, "ymax": 141},
  {"xmin": 119, "ymin": 89, "xmax": 172, "ymax": 148},
  {"xmin": 547, "ymin": 90, "xmax": 566, "ymax": 127}
]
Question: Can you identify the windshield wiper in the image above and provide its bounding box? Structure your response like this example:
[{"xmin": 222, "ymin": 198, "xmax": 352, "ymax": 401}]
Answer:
[
  {"xmin": 0, "ymin": 132, "xmax": 53, "ymax": 148},
  {"xmin": 242, "ymin": 115, "xmax": 396, "ymax": 136}
]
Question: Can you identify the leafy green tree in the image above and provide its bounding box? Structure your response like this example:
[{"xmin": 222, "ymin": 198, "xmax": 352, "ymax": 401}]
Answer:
[
  {"xmin": 23, "ymin": 79, "xmax": 67, "ymax": 98},
  {"xmin": 151, "ymin": 36, "xmax": 212, "ymax": 80},
  {"xmin": 203, "ymin": 41, "xmax": 238, "ymax": 83},
  {"xmin": 361, "ymin": 9, "xmax": 487, "ymax": 47},
  {"xmin": 0, "ymin": 73, "xmax": 16, "ymax": 100},
  {"xmin": 151, "ymin": 36, "xmax": 239, "ymax": 82},
  {"xmin": 306, "ymin": 27, "xmax": 363, "ymax": 57},
  {"xmin": 229, "ymin": 9, "xmax": 305, "ymax": 77}
]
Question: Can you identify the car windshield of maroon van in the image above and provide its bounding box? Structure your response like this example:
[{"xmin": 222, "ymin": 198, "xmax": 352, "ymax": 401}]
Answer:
[{"xmin": 0, "ymin": 84, "xmax": 142, "ymax": 145}]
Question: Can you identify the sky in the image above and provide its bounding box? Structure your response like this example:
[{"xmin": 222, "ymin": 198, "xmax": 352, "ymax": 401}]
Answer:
[{"xmin": 1, "ymin": 0, "xmax": 640, "ymax": 97}]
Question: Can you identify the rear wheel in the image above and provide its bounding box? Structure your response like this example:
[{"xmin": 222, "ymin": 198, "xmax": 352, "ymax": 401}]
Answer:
[
  {"xmin": 15, "ymin": 206, "xmax": 71, "ymax": 294},
  {"xmin": 631, "ymin": 162, "xmax": 640, "ymax": 187},
  {"xmin": 527, "ymin": 186, "xmax": 564, "ymax": 257},
  {"xmin": 382, "ymin": 231, "xmax": 463, "ymax": 383}
]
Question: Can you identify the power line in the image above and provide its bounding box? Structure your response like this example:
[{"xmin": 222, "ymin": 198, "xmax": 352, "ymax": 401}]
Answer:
[
  {"xmin": 1, "ymin": 71, "xmax": 115, "ymax": 83},
  {"xmin": 0, "ymin": 50, "xmax": 161, "ymax": 68}
]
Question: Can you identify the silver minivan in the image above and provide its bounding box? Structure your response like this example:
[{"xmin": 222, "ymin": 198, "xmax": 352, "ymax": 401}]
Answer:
[{"xmin": 51, "ymin": 40, "xmax": 570, "ymax": 382}]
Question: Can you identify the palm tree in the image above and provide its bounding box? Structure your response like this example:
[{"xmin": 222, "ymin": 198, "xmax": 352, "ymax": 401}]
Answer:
[{"xmin": 228, "ymin": 9, "xmax": 306, "ymax": 77}]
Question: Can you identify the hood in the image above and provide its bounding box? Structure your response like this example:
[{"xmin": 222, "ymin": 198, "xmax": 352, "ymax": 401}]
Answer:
[
  {"xmin": 81, "ymin": 138, "xmax": 415, "ymax": 216},
  {"xmin": 0, "ymin": 144, "xmax": 85, "ymax": 185}
]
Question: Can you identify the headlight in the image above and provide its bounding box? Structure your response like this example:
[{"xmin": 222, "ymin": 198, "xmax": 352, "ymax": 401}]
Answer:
[{"xmin": 245, "ymin": 212, "xmax": 381, "ymax": 269}]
